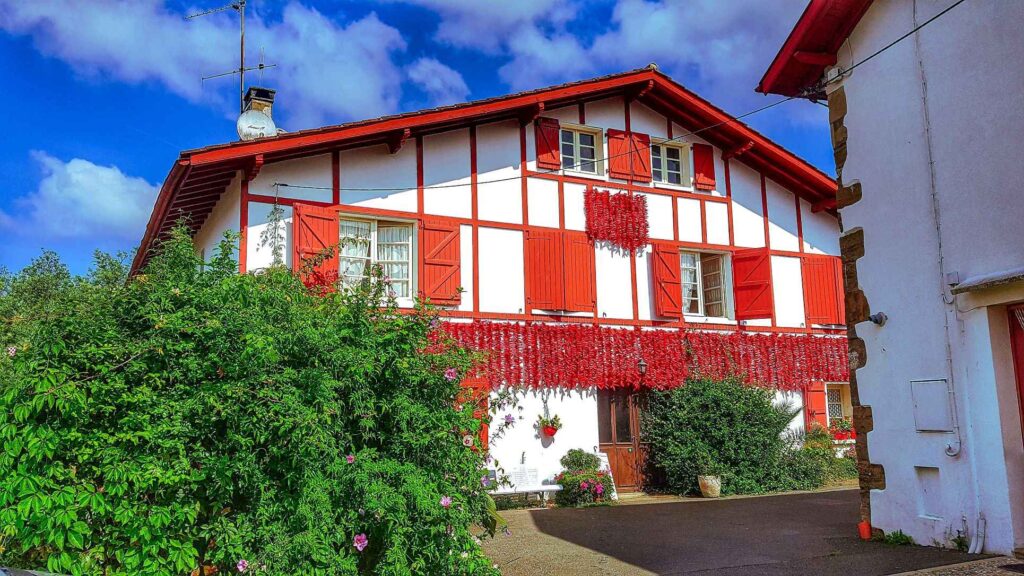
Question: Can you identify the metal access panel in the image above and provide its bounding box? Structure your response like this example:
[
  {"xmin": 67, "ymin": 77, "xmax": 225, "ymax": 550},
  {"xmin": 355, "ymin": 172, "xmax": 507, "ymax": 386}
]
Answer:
[{"xmin": 911, "ymin": 379, "xmax": 955, "ymax": 432}]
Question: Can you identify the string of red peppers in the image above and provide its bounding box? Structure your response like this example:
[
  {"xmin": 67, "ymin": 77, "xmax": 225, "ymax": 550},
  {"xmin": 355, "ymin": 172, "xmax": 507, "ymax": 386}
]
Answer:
[
  {"xmin": 583, "ymin": 187, "xmax": 649, "ymax": 253},
  {"xmin": 442, "ymin": 321, "xmax": 848, "ymax": 392}
]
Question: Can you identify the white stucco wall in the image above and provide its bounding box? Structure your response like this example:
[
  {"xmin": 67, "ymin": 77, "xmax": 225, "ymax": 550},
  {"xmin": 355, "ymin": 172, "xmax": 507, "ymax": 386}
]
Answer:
[
  {"xmin": 250, "ymin": 154, "xmax": 333, "ymax": 203},
  {"xmin": 489, "ymin": 388, "xmax": 601, "ymax": 491},
  {"xmin": 423, "ymin": 129, "xmax": 472, "ymax": 218},
  {"xmin": 339, "ymin": 143, "xmax": 418, "ymax": 212},
  {"xmin": 834, "ymin": 0, "xmax": 1024, "ymax": 553}
]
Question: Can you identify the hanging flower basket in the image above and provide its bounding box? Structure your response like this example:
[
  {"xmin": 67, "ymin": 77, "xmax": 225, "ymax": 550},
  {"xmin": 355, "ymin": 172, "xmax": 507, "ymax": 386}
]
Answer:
[{"xmin": 537, "ymin": 414, "xmax": 562, "ymax": 438}]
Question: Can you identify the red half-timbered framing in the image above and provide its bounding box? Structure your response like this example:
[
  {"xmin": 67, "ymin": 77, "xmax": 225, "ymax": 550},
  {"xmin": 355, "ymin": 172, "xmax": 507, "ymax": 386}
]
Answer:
[{"xmin": 134, "ymin": 67, "xmax": 846, "ymax": 407}]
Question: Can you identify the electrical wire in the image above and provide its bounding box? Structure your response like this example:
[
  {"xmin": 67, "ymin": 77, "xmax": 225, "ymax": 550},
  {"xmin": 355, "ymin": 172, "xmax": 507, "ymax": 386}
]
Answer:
[
  {"xmin": 803, "ymin": 0, "xmax": 968, "ymax": 95},
  {"xmin": 275, "ymin": 0, "xmax": 967, "ymax": 194},
  {"xmin": 275, "ymin": 95, "xmax": 797, "ymax": 193}
]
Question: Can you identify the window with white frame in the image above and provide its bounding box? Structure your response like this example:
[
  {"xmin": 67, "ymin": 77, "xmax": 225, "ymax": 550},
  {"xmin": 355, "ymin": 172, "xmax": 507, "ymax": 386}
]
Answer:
[
  {"xmin": 680, "ymin": 251, "xmax": 729, "ymax": 317},
  {"xmin": 560, "ymin": 126, "xmax": 601, "ymax": 174},
  {"xmin": 339, "ymin": 217, "xmax": 414, "ymax": 297},
  {"xmin": 651, "ymin": 143, "xmax": 689, "ymax": 186}
]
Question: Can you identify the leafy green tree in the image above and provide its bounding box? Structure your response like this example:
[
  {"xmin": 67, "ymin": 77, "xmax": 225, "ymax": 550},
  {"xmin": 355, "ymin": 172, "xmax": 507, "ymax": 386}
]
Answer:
[{"xmin": 0, "ymin": 229, "xmax": 501, "ymax": 575}]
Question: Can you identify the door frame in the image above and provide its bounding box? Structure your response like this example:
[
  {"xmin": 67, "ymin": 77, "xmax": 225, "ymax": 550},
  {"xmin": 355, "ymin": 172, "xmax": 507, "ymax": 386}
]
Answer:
[
  {"xmin": 597, "ymin": 389, "xmax": 647, "ymax": 492},
  {"xmin": 1008, "ymin": 305, "xmax": 1024, "ymax": 448}
]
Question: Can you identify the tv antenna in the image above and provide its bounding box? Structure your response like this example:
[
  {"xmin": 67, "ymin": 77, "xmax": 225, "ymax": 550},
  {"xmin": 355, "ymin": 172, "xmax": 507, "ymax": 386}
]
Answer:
[{"xmin": 187, "ymin": 0, "xmax": 277, "ymax": 113}]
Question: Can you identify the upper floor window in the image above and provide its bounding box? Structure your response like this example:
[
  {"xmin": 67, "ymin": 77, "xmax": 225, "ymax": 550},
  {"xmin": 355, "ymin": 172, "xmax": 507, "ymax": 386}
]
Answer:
[
  {"xmin": 339, "ymin": 218, "xmax": 414, "ymax": 297},
  {"xmin": 681, "ymin": 251, "xmax": 729, "ymax": 317},
  {"xmin": 560, "ymin": 126, "xmax": 601, "ymax": 174},
  {"xmin": 651, "ymin": 143, "xmax": 689, "ymax": 186}
]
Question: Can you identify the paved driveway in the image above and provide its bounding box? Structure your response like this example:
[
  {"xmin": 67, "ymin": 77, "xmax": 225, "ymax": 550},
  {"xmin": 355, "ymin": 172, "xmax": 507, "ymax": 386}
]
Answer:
[{"xmin": 482, "ymin": 489, "xmax": 982, "ymax": 576}]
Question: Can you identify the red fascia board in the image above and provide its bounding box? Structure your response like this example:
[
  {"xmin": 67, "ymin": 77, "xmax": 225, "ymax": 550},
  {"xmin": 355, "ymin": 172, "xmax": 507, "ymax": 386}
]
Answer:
[
  {"xmin": 757, "ymin": 0, "xmax": 874, "ymax": 97},
  {"xmin": 131, "ymin": 159, "xmax": 190, "ymax": 273},
  {"xmin": 649, "ymin": 74, "xmax": 836, "ymax": 198},
  {"xmin": 187, "ymin": 72, "xmax": 658, "ymax": 166}
]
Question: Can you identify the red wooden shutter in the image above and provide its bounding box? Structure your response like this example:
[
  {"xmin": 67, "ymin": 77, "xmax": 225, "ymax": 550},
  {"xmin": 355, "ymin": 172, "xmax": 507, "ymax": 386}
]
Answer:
[
  {"xmin": 629, "ymin": 132, "xmax": 652, "ymax": 182},
  {"xmin": 693, "ymin": 143, "xmax": 716, "ymax": 191},
  {"xmin": 525, "ymin": 228, "xmax": 565, "ymax": 310},
  {"xmin": 733, "ymin": 248, "xmax": 773, "ymax": 320},
  {"xmin": 563, "ymin": 231, "xmax": 596, "ymax": 313},
  {"xmin": 805, "ymin": 382, "xmax": 829, "ymax": 430},
  {"xmin": 607, "ymin": 129, "xmax": 631, "ymax": 180},
  {"xmin": 421, "ymin": 218, "xmax": 462, "ymax": 305},
  {"xmin": 802, "ymin": 255, "xmax": 844, "ymax": 325},
  {"xmin": 652, "ymin": 242, "xmax": 683, "ymax": 318},
  {"xmin": 535, "ymin": 117, "xmax": 561, "ymax": 170},
  {"xmin": 293, "ymin": 202, "xmax": 339, "ymax": 280}
]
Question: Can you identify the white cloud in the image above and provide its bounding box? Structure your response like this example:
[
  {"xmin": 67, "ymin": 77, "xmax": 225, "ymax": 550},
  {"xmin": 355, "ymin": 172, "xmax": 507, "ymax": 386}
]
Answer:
[
  {"xmin": 390, "ymin": 0, "xmax": 820, "ymax": 127},
  {"xmin": 393, "ymin": 0, "xmax": 577, "ymax": 54},
  {"xmin": 0, "ymin": 1, "xmax": 412, "ymax": 128},
  {"xmin": 407, "ymin": 57, "xmax": 470, "ymax": 106},
  {"xmin": 0, "ymin": 152, "xmax": 158, "ymax": 241}
]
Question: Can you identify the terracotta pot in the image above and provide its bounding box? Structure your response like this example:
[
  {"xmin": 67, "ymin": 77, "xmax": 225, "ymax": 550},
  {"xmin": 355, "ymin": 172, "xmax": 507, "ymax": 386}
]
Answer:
[
  {"xmin": 542, "ymin": 425, "xmax": 558, "ymax": 437},
  {"xmin": 698, "ymin": 475, "xmax": 721, "ymax": 498}
]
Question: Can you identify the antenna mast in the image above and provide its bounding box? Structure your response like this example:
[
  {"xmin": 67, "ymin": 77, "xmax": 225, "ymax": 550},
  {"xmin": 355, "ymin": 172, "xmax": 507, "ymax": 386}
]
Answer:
[{"xmin": 188, "ymin": 0, "xmax": 275, "ymax": 113}]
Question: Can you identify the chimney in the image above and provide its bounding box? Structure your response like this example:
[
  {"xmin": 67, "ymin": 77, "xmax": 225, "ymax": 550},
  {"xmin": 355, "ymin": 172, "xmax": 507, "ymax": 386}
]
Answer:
[{"xmin": 243, "ymin": 86, "xmax": 276, "ymax": 118}]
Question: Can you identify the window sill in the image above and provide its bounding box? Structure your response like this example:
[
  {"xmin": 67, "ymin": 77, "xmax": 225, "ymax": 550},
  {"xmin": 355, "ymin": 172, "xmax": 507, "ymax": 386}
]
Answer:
[
  {"xmin": 683, "ymin": 315, "xmax": 737, "ymax": 325},
  {"xmin": 562, "ymin": 169, "xmax": 605, "ymax": 181},
  {"xmin": 651, "ymin": 181, "xmax": 697, "ymax": 193}
]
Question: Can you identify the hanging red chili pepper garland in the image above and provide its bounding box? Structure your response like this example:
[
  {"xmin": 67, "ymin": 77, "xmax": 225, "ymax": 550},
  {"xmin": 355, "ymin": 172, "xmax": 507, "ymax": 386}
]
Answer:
[
  {"xmin": 584, "ymin": 186, "xmax": 649, "ymax": 253},
  {"xmin": 441, "ymin": 321, "xmax": 848, "ymax": 392}
]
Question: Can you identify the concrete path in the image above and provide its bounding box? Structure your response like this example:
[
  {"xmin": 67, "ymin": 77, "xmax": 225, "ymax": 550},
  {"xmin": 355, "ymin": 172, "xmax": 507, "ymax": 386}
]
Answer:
[{"xmin": 482, "ymin": 489, "xmax": 984, "ymax": 576}]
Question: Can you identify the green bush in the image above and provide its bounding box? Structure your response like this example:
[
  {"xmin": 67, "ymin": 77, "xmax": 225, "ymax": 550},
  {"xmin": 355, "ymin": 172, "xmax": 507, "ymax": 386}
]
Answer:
[
  {"xmin": 559, "ymin": 449, "xmax": 601, "ymax": 472},
  {"xmin": 642, "ymin": 377, "xmax": 801, "ymax": 495},
  {"xmin": 554, "ymin": 470, "xmax": 612, "ymax": 507},
  {"xmin": 0, "ymin": 229, "xmax": 501, "ymax": 576}
]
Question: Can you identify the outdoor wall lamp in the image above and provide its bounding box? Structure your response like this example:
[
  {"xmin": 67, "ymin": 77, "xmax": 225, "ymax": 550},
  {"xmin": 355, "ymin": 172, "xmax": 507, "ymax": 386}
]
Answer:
[
  {"xmin": 637, "ymin": 358, "xmax": 648, "ymax": 376},
  {"xmin": 869, "ymin": 312, "xmax": 888, "ymax": 326}
]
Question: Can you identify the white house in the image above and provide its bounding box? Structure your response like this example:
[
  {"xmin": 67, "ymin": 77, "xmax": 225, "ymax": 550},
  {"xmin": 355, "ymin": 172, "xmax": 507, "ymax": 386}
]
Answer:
[
  {"xmin": 134, "ymin": 67, "xmax": 847, "ymax": 494},
  {"xmin": 759, "ymin": 0, "xmax": 1024, "ymax": 555}
]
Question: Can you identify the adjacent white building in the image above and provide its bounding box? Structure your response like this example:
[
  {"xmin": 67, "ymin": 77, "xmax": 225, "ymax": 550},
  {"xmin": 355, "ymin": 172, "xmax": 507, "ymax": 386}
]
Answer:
[{"xmin": 760, "ymin": 0, "xmax": 1024, "ymax": 555}]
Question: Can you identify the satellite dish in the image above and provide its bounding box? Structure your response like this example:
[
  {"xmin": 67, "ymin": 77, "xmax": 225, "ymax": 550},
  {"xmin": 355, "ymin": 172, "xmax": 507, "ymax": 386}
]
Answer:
[{"xmin": 237, "ymin": 109, "xmax": 277, "ymax": 141}]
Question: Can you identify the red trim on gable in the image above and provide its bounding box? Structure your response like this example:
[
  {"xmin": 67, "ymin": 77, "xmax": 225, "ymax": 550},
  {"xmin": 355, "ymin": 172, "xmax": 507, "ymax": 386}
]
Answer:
[
  {"xmin": 757, "ymin": 0, "xmax": 874, "ymax": 98},
  {"xmin": 132, "ymin": 67, "xmax": 838, "ymax": 274}
]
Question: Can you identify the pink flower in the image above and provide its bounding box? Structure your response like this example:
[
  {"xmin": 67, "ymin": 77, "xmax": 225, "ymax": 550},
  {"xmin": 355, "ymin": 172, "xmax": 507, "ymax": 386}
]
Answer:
[
  {"xmin": 237, "ymin": 559, "xmax": 249, "ymax": 573},
  {"xmin": 481, "ymin": 475, "xmax": 491, "ymax": 487},
  {"xmin": 504, "ymin": 414, "xmax": 515, "ymax": 424},
  {"xmin": 346, "ymin": 454, "xmax": 355, "ymax": 464},
  {"xmin": 383, "ymin": 275, "xmax": 392, "ymax": 283},
  {"xmin": 440, "ymin": 496, "xmax": 452, "ymax": 508},
  {"xmin": 444, "ymin": 367, "xmax": 458, "ymax": 381},
  {"xmin": 353, "ymin": 533, "xmax": 368, "ymax": 552},
  {"xmin": 580, "ymin": 481, "xmax": 589, "ymax": 490},
  {"xmin": 595, "ymin": 484, "xmax": 605, "ymax": 495},
  {"xmin": 462, "ymin": 434, "xmax": 474, "ymax": 447}
]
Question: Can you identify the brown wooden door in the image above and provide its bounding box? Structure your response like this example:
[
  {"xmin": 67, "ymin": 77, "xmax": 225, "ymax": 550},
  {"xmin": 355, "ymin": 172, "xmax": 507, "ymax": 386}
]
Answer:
[
  {"xmin": 597, "ymin": 390, "xmax": 647, "ymax": 492},
  {"xmin": 1010, "ymin": 305, "xmax": 1024, "ymax": 448}
]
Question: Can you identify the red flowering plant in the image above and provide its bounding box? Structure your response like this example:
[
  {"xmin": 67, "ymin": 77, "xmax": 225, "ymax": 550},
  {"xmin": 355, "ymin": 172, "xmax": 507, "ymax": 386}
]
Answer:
[
  {"xmin": 552, "ymin": 449, "xmax": 612, "ymax": 507},
  {"xmin": 829, "ymin": 417, "xmax": 855, "ymax": 440}
]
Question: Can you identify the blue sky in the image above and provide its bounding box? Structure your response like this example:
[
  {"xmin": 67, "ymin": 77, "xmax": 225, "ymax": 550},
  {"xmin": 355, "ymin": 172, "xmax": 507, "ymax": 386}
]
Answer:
[{"xmin": 0, "ymin": 0, "xmax": 832, "ymax": 274}]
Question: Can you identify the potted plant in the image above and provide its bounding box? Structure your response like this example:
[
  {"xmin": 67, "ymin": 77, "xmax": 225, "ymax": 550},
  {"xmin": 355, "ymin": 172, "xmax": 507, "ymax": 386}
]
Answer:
[
  {"xmin": 537, "ymin": 414, "xmax": 562, "ymax": 438},
  {"xmin": 695, "ymin": 453, "xmax": 723, "ymax": 498},
  {"xmin": 829, "ymin": 417, "xmax": 855, "ymax": 441}
]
